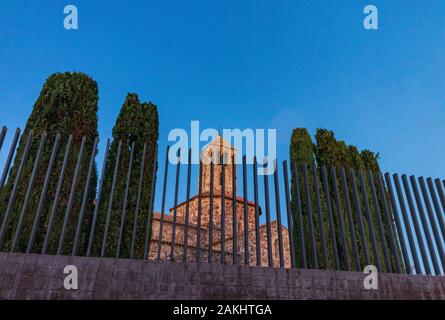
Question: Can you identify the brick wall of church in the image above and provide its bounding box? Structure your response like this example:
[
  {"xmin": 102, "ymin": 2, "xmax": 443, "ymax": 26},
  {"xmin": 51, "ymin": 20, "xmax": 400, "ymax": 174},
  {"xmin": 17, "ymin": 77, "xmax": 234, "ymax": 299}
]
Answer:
[
  {"xmin": 148, "ymin": 137, "xmax": 292, "ymax": 268},
  {"xmin": 148, "ymin": 194, "xmax": 291, "ymax": 268}
]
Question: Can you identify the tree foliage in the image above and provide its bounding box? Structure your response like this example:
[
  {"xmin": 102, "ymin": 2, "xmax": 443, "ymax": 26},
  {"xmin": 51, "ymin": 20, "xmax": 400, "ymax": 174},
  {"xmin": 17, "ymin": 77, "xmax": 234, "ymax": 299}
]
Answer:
[
  {"xmin": 290, "ymin": 127, "xmax": 401, "ymax": 272},
  {"xmin": 92, "ymin": 93, "xmax": 159, "ymax": 258},
  {"xmin": 0, "ymin": 72, "xmax": 99, "ymax": 254},
  {"xmin": 289, "ymin": 128, "xmax": 316, "ymax": 267}
]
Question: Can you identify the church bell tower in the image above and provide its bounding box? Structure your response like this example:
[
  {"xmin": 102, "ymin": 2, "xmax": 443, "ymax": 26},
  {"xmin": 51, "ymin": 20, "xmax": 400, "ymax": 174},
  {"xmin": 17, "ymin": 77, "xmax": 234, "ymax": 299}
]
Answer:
[{"xmin": 200, "ymin": 135, "xmax": 237, "ymax": 196}]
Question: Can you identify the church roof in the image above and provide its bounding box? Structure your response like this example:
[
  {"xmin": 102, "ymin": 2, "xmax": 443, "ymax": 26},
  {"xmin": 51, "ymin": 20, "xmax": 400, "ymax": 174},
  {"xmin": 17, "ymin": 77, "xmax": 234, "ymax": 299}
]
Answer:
[
  {"xmin": 202, "ymin": 134, "xmax": 236, "ymax": 152},
  {"xmin": 169, "ymin": 192, "xmax": 259, "ymax": 212}
]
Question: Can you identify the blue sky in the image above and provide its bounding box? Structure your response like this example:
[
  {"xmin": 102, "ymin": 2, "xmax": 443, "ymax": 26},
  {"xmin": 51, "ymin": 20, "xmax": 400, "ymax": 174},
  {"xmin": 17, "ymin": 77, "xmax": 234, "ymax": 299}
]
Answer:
[
  {"xmin": 1, "ymin": 1, "xmax": 445, "ymax": 213},
  {"xmin": 1, "ymin": 1, "xmax": 445, "ymax": 178}
]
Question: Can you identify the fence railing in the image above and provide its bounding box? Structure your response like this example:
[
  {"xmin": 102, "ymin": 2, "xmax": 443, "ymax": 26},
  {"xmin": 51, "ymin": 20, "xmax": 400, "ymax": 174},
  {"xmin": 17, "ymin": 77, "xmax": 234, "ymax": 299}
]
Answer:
[{"xmin": 0, "ymin": 126, "xmax": 445, "ymax": 276}]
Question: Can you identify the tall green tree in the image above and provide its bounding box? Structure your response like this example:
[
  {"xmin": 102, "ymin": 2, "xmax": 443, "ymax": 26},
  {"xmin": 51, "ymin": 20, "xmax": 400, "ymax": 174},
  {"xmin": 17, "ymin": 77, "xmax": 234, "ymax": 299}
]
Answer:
[
  {"xmin": 361, "ymin": 149, "xmax": 401, "ymax": 271},
  {"xmin": 289, "ymin": 127, "xmax": 401, "ymax": 272},
  {"xmin": 92, "ymin": 93, "xmax": 158, "ymax": 258},
  {"xmin": 289, "ymin": 128, "xmax": 316, "ymax": 267},
  {"xmin": 0, "ymin": 72, "xmax": 99, "ymax": 254},
  {"xmin": 347, "ymin": 146, "xmax": 365, "ymax": 170},
  {"xmin": 361, "ymin": 150, "xmax": 380, "ymax": 172},
  {"xmin": 314, "ymin": 129, "xmax": 353, "ymax": 269}
]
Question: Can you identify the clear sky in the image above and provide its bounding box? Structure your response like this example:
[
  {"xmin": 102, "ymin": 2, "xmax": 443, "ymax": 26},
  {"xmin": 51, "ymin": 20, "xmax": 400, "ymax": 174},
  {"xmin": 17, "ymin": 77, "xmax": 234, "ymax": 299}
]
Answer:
[{"xmin": 1, "ymin": 1, "xmax": 445, "ymax": 209}]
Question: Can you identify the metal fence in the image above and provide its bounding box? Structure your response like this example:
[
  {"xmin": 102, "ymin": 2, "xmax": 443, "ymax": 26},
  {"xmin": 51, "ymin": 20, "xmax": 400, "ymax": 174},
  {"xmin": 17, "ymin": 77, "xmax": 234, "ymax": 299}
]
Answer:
[{"xmin": 0, "ymin": 126, "xmax": 445, "ymax": 276}]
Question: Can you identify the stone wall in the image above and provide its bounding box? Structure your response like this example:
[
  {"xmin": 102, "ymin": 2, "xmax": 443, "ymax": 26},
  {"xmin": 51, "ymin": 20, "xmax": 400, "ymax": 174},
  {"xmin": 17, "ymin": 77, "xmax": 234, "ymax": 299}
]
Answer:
[
  {"xmin": 0, "ymin": 252, "xmax": 444, "ymax": 300},
  {"xmin": 149, "ymin": 210, "xmax": 291, "ymax": 268}
]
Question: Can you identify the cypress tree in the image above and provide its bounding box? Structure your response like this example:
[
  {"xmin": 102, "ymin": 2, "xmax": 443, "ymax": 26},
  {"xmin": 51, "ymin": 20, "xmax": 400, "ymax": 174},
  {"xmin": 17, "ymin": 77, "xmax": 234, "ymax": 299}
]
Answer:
[
  {"xmin": 93, "ymin": 93, "xmax": 158, "ymax": 258},
  {"xmin": 358, "ymin": 148, "xmax": 386, "ymax": 268},
  {"xmin": 346, "ymin": 145, "xmax": 378, "ymax": 267},
  {"xmin": 314, "ymin": 129, "xmax": 353, "ymax": 269},
  {"xmin": 289, "ymin": 128, "xmax": 316, "ymax": 268},
  {"xmin": 361, "ymin": 149, "xmax": 401, "ymax": 271},
  {"xmin": 336, "ymin": 141, "xmax": 354, "ymax": 168},
  {"xmin": 347, "ymin": 146, "xmax": 365, "ymax": 170},
  {"xmin": 314, "ymin": 129, "xmax": 338, "ymax": 167},
  {"xmin": 290, "ymin": 128, "xmax": 401, "ymax": 271},
  {"xmin": 290, "ymin": 128, "xmax": 315, "ymax": 166},
  {"xmin": 360, "ymin": 150, "xmax": 380, "ymax": 172},
  {"xmin": 0, "ymin": 72, "xmax": 98, "ymax": 254}
]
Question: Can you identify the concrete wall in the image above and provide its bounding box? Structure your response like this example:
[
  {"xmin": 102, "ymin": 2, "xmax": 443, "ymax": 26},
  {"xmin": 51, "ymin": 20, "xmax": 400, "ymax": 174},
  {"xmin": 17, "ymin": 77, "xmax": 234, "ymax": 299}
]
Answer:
[{"xmin": 0, "ymin": 252, "xmax": 444, "ymax": 300}]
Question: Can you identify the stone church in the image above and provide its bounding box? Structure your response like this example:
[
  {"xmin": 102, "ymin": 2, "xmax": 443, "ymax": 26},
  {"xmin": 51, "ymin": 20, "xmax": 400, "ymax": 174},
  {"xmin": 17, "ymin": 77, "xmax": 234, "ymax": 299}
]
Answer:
[{"xmin": 148, "ymin": 136, "xmax": 291, "ymax": 268}]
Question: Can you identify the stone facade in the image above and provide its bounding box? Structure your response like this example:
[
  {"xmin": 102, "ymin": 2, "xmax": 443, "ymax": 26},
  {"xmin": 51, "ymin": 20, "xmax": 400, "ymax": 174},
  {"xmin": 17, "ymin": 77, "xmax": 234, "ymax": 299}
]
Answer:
[
  {"xmin": 148, "ymin": 136, "xmax": 291, "ymax": 268},
  {"xmin": 1, "ymin": 252, "xmax": 444, "ymax": 300}
]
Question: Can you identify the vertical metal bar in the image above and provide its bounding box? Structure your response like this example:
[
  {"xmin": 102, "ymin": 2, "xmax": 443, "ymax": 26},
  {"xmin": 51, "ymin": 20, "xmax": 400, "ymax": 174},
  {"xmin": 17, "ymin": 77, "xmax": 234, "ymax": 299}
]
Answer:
[
  {"xmin": 232, "ymin": 154, "xmax": 237, "ymax": 265},
  {"xmin": 183, "ymin": 149, "xmax": 192, "ymax": 262},
  {"xmin": 42, "ymin": 134, "xmax": 72, "ymax": 254},
  {"xmin": 253, "ymin": 156, "xmax": 261, "ymax": 266},
  {"xmin": 410, "ymin": 176, "xmax": 440, "ymax": 275},
  {"xmin": 385, "ymin": 173, "xmax": 411, "ymax": 274},
  {"xmin": 321, "ymin": 165, "xmax": 339, "ymax": 270},
  {"xmin": 340, "ymin": 168, "xmax": 361, "ymax": 271},
  {"xmin": 376, "ymin": 173, "xmax": 402, "ymax": 273},
  {"xmin": 170, "ymin": 150, "xmax": 181, "ymax": 262},
  {"xmin": 137, "ymin": 143, "xmax": 149, "ymax": 260},
  {"xmin": 86, "ymin": 139, "xmax": 110, "ymax": 256},
  {"xmin": 435, "ymin": 179, "xmax": 445, "ymax": 234},
  {"xmin": 302, "ymin": 163, "xmax": 317, "ymax": 269},
  {"xmin": 101, "ymin": 140, "xmax": 122, "ymax": 257},
  {"xmin": 349, "ymin": 169, "xmax": 370, "ymax": 266},
  {"xmin": 220, "ymin": 152, "xmax": 226, "ymax": 265},
  {"xmin": 27, "ymin": 134, "xmax": 60, "ymax": 253},
  {"xmin": 11, "ymin": 132, "xmax": 47, "ymax": 252},
  {"xmin": 72, "ymin": 138, "xmax": 98, "ymax": 256},
  {"xmin": 195, "ymin": 158, "xmax": 203, "ymax": 263},
  {"xmin": 331, "ymin": 166, "xmax": 350, "ymax": 271},
  {"xmin": 242, "ymin": 155, "xmax": 249, "ymax": 266},
  {"xmin": 312, "ymin": 164, "xmax": 328, "ymax": 269},
  {"xmin": 156, "ymin": 146, "xmax": 170, "ymax": 260},
  {"xmin": 283, "ymin": 160, "xmax": 297, "ymax": 268},
  {"xmin": 0, "ymin": 128, "xmax": 20, "ymax": 196},
  {"xmin": 57, "ymin": 136, "xmax": 86, "ymax": 255},
  {"xmin": 292, "ymin": 161, "xmax": 307, "ymax": 268},
  {"xmin": 367, "ymin": 170, "xmax": 392, "ymax": 273},
  {"xmin": 428, "ymin": 178, "xmax": 445, "ymax": 250},
  {"xmin": 263, "ymin": 161, "xmax": 273, "ymax": 267},
  {"xmin": 401, "ymin": 174, "xmax": 430, "ymax": 274},
  {"xmin": 116, "ymin": 142, "xmax": 135, "ymax": 258},
  {"xmin": 419, "ymin": 177, "xmax": 445, "ymax": 273},
  {"xmin": 0, "ymin": 130, "xmax": 33, "ymax": 248},
  {"xmin": 357, "ymin": 170, "xmax": 382, "ymax": 272},
  {"xmin": 0, "ymin": 126, "xmax": 6, "ymax": 152},
  {"xmin": 207, "ymin": 160, "xmax": 214, "ymax": 263},
  {"xmin": 273, "ymin": 160, "xmax": 285, "ymax": 268},
  {"xmin": 393, "ymin": 174, "xmax": 421, "ymax": 274},
  {"xmin": 143, "ymin": 145, "xmax": 156, "ymax": 260}
]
